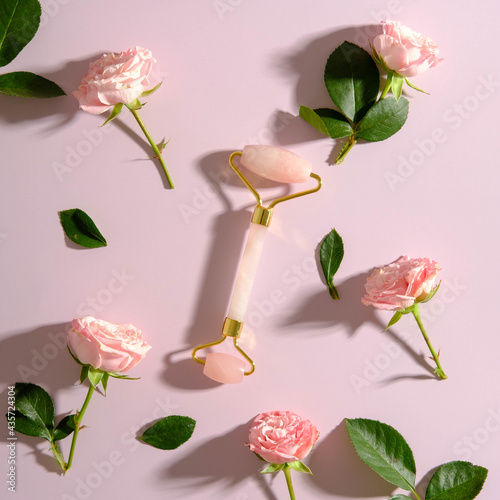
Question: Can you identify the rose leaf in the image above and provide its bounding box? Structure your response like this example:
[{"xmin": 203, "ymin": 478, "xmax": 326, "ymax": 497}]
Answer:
[
  {"xmin": 299, "ymin": 106, "xmax": 353, "ymax": 138},
  {"xmin": 59, "ymin": 208, "xmax": 107, "ymax": 248},
  {"xmin": 345, "ymin": 418, "xmax": 416, "ymax": 491},
  {"xmin": 53, "ymin": 415, "xmax": 76, "ymax": 441},
  {"xmin": 0, "ymin": 0, "xmax": 41, "ymax": 67},
  {"xmin": 355, "ymin": 96, "xmax": 409, "ymax": 142},
  {"xmin": 320, "ymin": 228, "xmax": 344, "ymax": 300},
  {"xmin": 139, "ymin": 416, "xmax": 196, "ymax": 450},
  {"xmin": 324, "ymin": 41, "xmax": 380, "ymax": 123},
  {"xmin": 425, "ymin": 461, "xmax": 488, "ymax": 500},
  {"xmin": 0, "ymin": 71, "xmax": 65, "ymax": 97},
  {"xmin": 9, "ymin": 383, "xmax": 55, "ymax": 441}
]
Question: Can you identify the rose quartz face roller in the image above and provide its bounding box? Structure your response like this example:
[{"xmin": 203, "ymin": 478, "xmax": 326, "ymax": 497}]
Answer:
[{"xmin": 192, "ymin": 145, "xmax": 322, "ymax": 383}]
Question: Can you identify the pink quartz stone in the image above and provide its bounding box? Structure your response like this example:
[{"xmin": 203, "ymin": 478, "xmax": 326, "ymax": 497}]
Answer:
[
  {"xmin": 203, "ymin": 352, "xmax": 246, "ymax": 384},
  {"xmin": 240, "ymin": 145, "xmax": 312, "ymax": 183}
]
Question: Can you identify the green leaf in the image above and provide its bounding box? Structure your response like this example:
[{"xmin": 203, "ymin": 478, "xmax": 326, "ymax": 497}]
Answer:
[
  {"xmin": 13, "ymin": 383, "xmax": 54, "ymax": 441},
  {"xmin": 0, "ymin": 71, "xmax": 65, "ymax": 97},
  {"xmin": 139, "ymin": 81, "xmax": 162, "ymax": 98},
  {"xmin": 53, "ymin": 415, "xmax": 76, "ymax": 441},
  {"xmin": 299, "ymin": 105, "xmax": 352, "ymax": 138},
  {"xmin": 345, "ymin": 418, "xmax": 416, "ymax": 491},
  {"xmin": 59, "ymin": 208, "xmax": 107, "ymax": 249},
  {"xmin": 0, "ymin": 0, "xmax": 41, "ymax": 67},
  {"xmin": 139, "ymin": 415, "xmax": 196, "ymax": 450},
  {"xmin": 320, "ymin": 228, "xmax": 344, "ymax": 300},
  {"xmin": 101, "ymin": 102, "xmax": 123, "ymax": 126},
  {"xmin": 392, "ymin": 74, "xmax": 405, "ymax": 102},
  {"xmin": 356, "ymin": 96, "xmax": 409, "ymax": 142},
  {"xmin": 289, "ymin": 460, "xmax": 313, "ymax": 475},
  {"xmin": 324, "ymin": 41, "xmax": 379, "ymax": 123},
  {"xmin": 389, "ymin": 496, "xmax": 413, "ymax": 500},
  {"xmin": 261, "ymin": 463, "xmax": 285, "ymax": 474},
  {"xmin": 385, "ymin": 311, "xmax": 403, "ymax": 331},
  {"xmin": 426, "ymin": 461, "xmax": 488, "ymax": 500},
  {"xmin": 87, "ymin": 367, "xmax": 104, "ymax": 389}
]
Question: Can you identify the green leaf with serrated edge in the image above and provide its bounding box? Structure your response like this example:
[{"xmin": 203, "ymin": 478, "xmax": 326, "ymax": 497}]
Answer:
[
  {"xmin": 356, "ymin": 97, "xmax": 409, "ymax": 142},
  {"xmin": 289, "ymin": 460, "xmax": 313, "ymax": 475},
  {"xmin": 13, "ymin": 383, "xmax": 54, "ymax": 441},
  {"xmin": 392, "ymin": 74, "xmax": 404, "ymax": 102},
  {"xmin": 385, "ymin": 311, "xmax": 403, "ymax": 331},
  {"xmin": 59, "ymin": 208, "xmax": 107, "ymax": 248},
  {"xmin": 345, "ymin": 418, "xmax": 416, "ymax": 491},
  {"xmin": 53, "ymin": 414, "xmax": 76, "ymax": 441},
  {"xmin": 261, "ymin": 463, "xmax": 285, "ymax": 474},
  {"xmin": 0, "ymin": 0, "xmax": 41, "ymax": 67},
  {"xmin": 426, "ymin": 461, "xmax": 488, "ymax": 500},
  {"xmin": 139, "ymin": 416, "xmax": 196, "ymax": 450},
  {"xmin": 80, "ymin": 365, "xmax": 89, "ymax": 384},
  {"xmin": 389, "ymin": 496, "xmax": 413, "ymax": 500},
  {"xmin": 101, "ymin": 102, "xmax": 123, "ymax": 126},
  {"xmin": 324, "ymin": 41, "xmax": 379, "ymax": 123},
  {"xmin": 139, "ymin": 81, "xmax": 162, "ymax": 97},
  {"xmin": 0, "ymin": 71, "xmax": 65, "ymax": 97},
  {"xmin": 299, "ymin": 106, "xmax": 353, "ymax": 138},
  {"xmin": 313, "ymin": 107, "xmax": 353, "ymax": 138},
  {"xmin": 419, "ymin": 282, "xmax": 441, "ymax": 304},
  {"xmin": 320, "ymin": 228, "xmax": 344, "ymax": 301},
  {"xmin": 8, "ymin": 410, "xmax": 49, "ymax": 440},
  {"xmin": 87, "ymin": 367, "xmax": 104, "ymax": 389},
  {"xmin": 405, "ymin": 78, "xmax": 429, "ymax": 95}
]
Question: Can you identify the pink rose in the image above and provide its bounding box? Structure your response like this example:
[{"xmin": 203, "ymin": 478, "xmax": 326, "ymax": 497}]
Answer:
[
  {"xmin": 372, "ymin": 20, "xmax": 443, "ymax": 77},
  {"xmin": 247, "ymin": 411, "xmax": 319, "ymax": 464},
  {"xmin": 73, "ymin": 46, "xmax": 155, "ymax": 114},
  {"xmin": 362, "ymin": 256, "xmax": 441, "ymax": 311},
  {"xmin": 68, "ymin": 317, "xmax": 151, "ymax": 372}
]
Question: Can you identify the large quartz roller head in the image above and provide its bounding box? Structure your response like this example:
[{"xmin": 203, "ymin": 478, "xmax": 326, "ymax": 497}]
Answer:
[{"xmin": 240, "ymin": 145, "xmax": 312, "ymax": 184}]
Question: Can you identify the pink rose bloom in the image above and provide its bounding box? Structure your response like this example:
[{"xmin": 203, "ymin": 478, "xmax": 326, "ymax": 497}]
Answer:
[
  {"xmin": 73, "ymin": 46, "xmax": 155, "ymax": 114},
  {"xmin": 372, "ymin": 20, "xmax": 443, "ymax": 77},
  {"xmin": 247, "ymin": 411, "xmax": 319, "ymax": 464},
  {"xmin": 68, "ymin": 317, "xmax": 152, "ymax": 372},
  {"xmin": 362, "ymin": 256, "xmax": 441, "ymax": 311}
]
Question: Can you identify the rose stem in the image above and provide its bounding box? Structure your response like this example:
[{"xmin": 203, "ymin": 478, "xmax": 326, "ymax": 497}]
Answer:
[
  {"xmin": 50, "ymin": 440, "xmax": 67, "ymax": 471},
  {"xmin": 335, "ymin": 134, "xmax": 357, "ymax": 164},
  {"xmin": 283, "ymin": 464, "xmax": 297, "ymax": 500},
  {"xmin": 65, "ymin": 384, "xmax": 95, "ymax": 473},
  {"xmin": 128, "ymin": 108, "xmax": 174, "ymax": 189},
  {"xmin": 412, "ymin": 304, "xmax": 447, "ymax": 380}
]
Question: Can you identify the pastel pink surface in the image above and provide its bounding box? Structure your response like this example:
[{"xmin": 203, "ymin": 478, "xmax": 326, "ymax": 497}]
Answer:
[
  {"xmin": 203, "ymin": 352, "xmax": 246, "ymax": 384},
  {"xmin": 240, "ymin": 145, "xmax": 312, "ymax": 183}
]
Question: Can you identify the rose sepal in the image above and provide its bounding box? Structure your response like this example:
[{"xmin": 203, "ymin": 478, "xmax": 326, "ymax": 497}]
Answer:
[
  {"xmin": 289, "ymin": 460, "xmax": 313, "ymax": 475},
  {"xmin": 385, "ymin": 305, "xmax": 415, "ymax": 331},
  {"xmin": 125, "ymin": 98, "xmax": 143, "ymax": 111},
  {"xmin": 261, "ymin": 463, "xmax": 286, "ymax": 474},
  {"xmin": 101, "ymin": 102, "xmax": 124, "ymax": 126},
  {"xmin": 140, "ymin": 82, "xmax": 162, "ymax": 98},
  {"xmin": 417, "ymin": 281, "xmax": 441, "ymax": 304},
  {"xmin": 405, "ymin": 77, "xmax": 428, "ymax": 95}
]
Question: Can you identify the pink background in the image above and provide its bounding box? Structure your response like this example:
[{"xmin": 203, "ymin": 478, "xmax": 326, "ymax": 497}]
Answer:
[{"xmin": 1, "ymin": 1, "xmax": 500, "ymax": 499}]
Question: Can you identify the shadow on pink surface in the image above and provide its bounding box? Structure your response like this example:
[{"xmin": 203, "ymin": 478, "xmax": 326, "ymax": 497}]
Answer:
[{"xmin": 162, "ymin": 420, "xmax": 279, "ymax": 499}]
